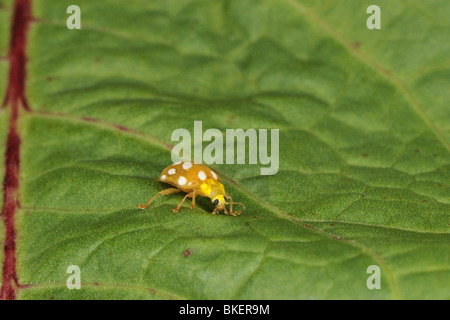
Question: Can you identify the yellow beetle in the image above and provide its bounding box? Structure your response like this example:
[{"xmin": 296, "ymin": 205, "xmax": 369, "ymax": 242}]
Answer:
[{"xmin": 138, "ymin": 162, "xmax": 245, "ymax": 216}]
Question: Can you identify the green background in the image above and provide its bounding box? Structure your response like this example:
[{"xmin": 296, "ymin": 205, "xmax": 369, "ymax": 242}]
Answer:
[{"xmin": 0, "ymin": 0, "xmax": 448, "ymax": 299}]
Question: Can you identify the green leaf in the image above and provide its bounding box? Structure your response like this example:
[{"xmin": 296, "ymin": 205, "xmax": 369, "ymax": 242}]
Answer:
[{"xmin": 0, "ymin": 0, "xmax": 448, "ymax": 299}]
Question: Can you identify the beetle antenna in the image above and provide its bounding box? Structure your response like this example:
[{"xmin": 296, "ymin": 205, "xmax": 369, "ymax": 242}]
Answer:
[
  {"xmin": 225, "ymin": 202, "xmax": 246, "ymax": 210},
  {"xmin": 224, "ymin": 194, "xmax": 245, "ymax": 215}
]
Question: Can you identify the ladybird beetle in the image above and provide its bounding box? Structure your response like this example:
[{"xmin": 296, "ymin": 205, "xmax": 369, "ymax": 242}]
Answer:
[{"xmin": 138, "ymin": 162, "xmax": 246, "ymax": 216}]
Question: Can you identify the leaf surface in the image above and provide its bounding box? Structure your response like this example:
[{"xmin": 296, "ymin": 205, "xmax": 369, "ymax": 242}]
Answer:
[{"xmin": 0, "ymin": 0, "xmax": 448, "ymax": 299}]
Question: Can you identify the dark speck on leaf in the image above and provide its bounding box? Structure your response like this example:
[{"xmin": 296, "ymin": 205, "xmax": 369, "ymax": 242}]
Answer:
[
  {"xmin": 362, "ymin": 153, "xmax": 368, "ymax": 158},
  {"xmin": 226, "ymin": 115, "xmax": 235, "ymax": 124},
  {"xmin": 414, "ymin": 149, "xmax": 420, "ymax": 153},
  {"xmin": 184, "ymin": 249, "xmax": 192, "ymax": 257}
]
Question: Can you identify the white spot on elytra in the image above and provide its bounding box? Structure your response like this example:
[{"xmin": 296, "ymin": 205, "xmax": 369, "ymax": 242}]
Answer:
[
  {"xmin": 188, "ymin": 182, "xmax": 192, "ymax": 186},
  {"xmin": 198, "ymin": 170, "xmax": 206, "ymax": 181},
  {"xmin": 178, "ymin": 176, "xmax": 187, "ymax": 186},
  {"xmin": 182, "ymin": 162, "xmax": 193, "ymax": 170},
  {"xmin": 160, "ymin": 174, "xmax": 166, "ymax": 181},
  {"xmin": 168, "ymin": 168, "xmax": 176, "ymax": 175},
  {"xmin": 210, "ymin": 170, "xmax": 218, "ymax": 180}
]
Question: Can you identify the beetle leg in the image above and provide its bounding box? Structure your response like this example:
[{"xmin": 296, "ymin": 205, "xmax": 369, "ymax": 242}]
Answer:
[
  {"xmin": 190, "ymin": 190, "xmax": 197, "ymax": 209},
  {"xmin": 173, "ymin": 192, "xmax": 193, "ymax": 213},
  {"xmin": 138, "ymin": 188, "xmax": 181, "ymax": 209}
]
